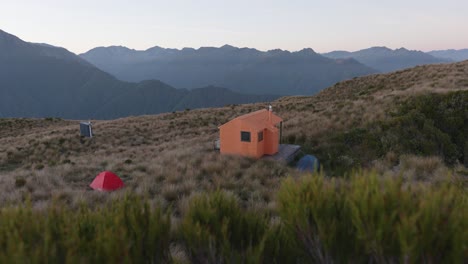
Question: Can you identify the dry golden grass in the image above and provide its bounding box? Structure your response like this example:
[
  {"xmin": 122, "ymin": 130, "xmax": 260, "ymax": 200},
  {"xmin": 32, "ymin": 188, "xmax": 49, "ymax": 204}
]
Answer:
[
  {"xmin": 277, "ymin": 60, "xmax": 468, "ymax": 140},
  {"xmin": 0, "ymin": 60, "xmax": 467, "ymax": 209},
  {"xmin": 0, "ymin": 110, "xmax": 292, "ymax": 211}
]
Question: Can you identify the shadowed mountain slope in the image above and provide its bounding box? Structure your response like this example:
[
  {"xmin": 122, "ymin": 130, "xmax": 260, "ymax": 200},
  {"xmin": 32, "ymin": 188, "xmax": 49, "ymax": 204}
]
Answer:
[
  {"xmin": 80, "ymin": 45, "xmax": 377, "ymax": 95},
  {"xmin": 0, "ymin": 30, "xmax": 278, "ymax": 119}
]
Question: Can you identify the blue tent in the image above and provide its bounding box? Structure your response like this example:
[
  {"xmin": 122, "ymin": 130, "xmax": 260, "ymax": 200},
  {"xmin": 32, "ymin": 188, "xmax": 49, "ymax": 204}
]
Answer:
[{"xmin": 296, "ymin": 155, "xmax": 320, "ymax": 172}]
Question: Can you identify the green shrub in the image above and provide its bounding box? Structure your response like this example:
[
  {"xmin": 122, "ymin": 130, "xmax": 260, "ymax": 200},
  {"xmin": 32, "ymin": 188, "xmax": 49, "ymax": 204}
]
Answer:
[
  {"xmin": 261, "ymin": 220, "xmax": 306, "ymax": 263},
  {"xmin": 0, "ymin": 195, "xmax": 171, "ymax": 263},
  {"xmin": 394, "ymin": 91, "xmax": 467, "ymax": 165},
  {"xmin": 0, "ymin": 174, "xmax": 465, "ymax": 262},
  {"xmin": 278, "ymin": 173, "xmax": 365, "ymax": 262},
  {"xmin": 314, "ymin": 91, "xmax": 467, "ymax": 175},
  {"xmin": 278, "ymin": 172, "xmax": 467, "ymax": 263},
  {"xmin": 179, "ymin": 191, "xmax": 268, "ymax": 263}
]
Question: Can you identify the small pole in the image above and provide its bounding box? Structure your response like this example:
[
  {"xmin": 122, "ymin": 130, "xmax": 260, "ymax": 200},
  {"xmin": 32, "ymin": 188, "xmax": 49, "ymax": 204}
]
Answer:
[
  {"xmin": 88, "ymin": 120, "xmax": 93, "ymax": 138},
  {"xmin": 280, "ymin": 121, "xmax": 283, "ymax": 144},
  {"xmin": 268, "ymin": 105, "xmax": 272, "ymax": 123}
]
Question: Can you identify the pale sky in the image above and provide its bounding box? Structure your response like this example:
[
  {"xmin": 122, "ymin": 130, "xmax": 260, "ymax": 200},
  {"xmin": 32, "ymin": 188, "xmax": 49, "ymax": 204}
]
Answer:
[{"xmin": 1, "ymin": 0, "xmax": 467, "ymax": 54}]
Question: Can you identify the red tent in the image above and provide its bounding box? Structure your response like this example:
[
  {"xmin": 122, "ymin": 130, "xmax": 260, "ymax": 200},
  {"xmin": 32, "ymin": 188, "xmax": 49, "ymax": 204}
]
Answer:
[{"xmin": 90, "ymin": 171, "xmax": 124, "ymax": 191}]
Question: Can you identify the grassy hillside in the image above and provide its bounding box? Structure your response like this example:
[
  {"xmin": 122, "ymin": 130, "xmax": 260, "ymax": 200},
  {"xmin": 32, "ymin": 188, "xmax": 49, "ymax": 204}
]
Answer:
[
  {"xmin": 0, "ymin": 60, "xmax": 467, "ymax": 206},
  {"xmin": 0, "ymin": 61, "xmax": 467, "ymax": 262}
]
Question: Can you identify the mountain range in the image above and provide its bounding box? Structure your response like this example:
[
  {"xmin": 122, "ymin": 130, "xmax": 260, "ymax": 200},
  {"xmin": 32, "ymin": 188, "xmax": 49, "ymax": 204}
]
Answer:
[
  {"xmin": 0, "ymin": 29, "xmax": 277, "ymax": 119},
  {"xmin": 79, "ymin": 45, "xmax": 377, "ymax": 95},
  {"xmin": 2, "ymin": 28, "xmax": 466, "ymax": 119},
  {"xmin": 80, "ymin": 45, "xmax": 468, "ymax": 95},
  {"xmin": 428, "ymin": 49, "xmax": 468, "ymax": 62},
  {"xmin": 322, "ymin": 47, "xmax": 449, "ymax": 72}
]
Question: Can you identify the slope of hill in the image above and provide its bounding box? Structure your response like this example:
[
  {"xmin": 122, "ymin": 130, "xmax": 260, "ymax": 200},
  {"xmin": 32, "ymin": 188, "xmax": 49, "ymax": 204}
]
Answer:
[
  {"xmin": 94, "ymin": 82, "xmax": 278, "ymax": 119},
  {"xmin": 1, "ymin": 60, "xmax": 466, "ymax": 206},
  {"xmin": 0, "ymin": 30, "xmax": 278, "ymax": 119},
  {"xmin": 0, "ymin": 29, "xmax": 129, "ymax": 118},
  {"xmin": 322, "ymin": 46, "xmax": 448, "ymax": 72},
  {"xmin": 428, "ymin": 49, "xmax": 468, "ymax": 62},
  {"xmin": 80, "ymin": 45, "xmax": 377, "ymax": 95},
  {"xmin": 173, "ymin": 85, "xmax": 277, "ymax": 111}
]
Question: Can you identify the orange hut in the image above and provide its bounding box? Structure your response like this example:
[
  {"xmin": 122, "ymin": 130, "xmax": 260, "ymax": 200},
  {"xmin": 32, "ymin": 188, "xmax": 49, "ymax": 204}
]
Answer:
[{"xmin": 218, "ymin": 107, "xmax": 283, "ymax": 159}]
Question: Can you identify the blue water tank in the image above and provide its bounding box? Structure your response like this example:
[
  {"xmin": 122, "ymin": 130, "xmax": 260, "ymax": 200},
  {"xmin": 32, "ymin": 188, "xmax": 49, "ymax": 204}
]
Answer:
[
  {"xmin": 80, "ymin": 122, "xmax": 93, "ymax": 138},
  {"xmin": 296, "ymin": 155, "xmax": 320, "ymax": 172}
]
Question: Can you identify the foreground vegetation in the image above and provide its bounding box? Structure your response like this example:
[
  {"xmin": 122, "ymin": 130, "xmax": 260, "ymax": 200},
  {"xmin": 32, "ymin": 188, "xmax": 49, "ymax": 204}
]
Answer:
[{"xmin": 0, "ymin": 171, "xmax": 466, "ymax": 263}]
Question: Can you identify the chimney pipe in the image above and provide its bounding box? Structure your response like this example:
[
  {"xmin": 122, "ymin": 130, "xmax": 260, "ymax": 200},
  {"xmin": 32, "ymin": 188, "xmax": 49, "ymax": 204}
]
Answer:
[{"xmin": 268, "ymin": 105, "xmax": 272, "ymax": 123}]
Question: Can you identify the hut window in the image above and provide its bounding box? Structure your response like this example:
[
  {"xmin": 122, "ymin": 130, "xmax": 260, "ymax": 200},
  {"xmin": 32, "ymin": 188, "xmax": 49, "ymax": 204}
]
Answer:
[
  {"xmin": 241, "ymin": 131, "xmax": 251, "ymax": 142},
  {"xmin": 258, "ymin": 131, "xmax": 263, "ymax": 142}
]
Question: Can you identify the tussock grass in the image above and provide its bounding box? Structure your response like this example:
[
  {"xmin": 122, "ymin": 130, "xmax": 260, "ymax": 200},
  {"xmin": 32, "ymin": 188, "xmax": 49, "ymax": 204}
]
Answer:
[{"xmin": 399, "ymin": 155, "xmax": 449, "ymax": 181}]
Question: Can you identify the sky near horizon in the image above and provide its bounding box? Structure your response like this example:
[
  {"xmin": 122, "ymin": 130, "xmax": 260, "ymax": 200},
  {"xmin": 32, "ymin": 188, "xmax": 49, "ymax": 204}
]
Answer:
[{"xmin": 1, "ymin": 0, "xmax": 467, "ymax": 54}]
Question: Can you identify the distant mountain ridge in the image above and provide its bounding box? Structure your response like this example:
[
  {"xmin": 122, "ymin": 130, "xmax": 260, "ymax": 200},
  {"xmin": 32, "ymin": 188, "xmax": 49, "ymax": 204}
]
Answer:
[
  {"xmin": 80, "ymin": 45, "xmax": 377, "ymax": 95},
  {"xmin": 0, "ymin": 29, "xmax": 278, "ymax": 119},
  {"xmin": 94, "ymin": 82, "xmax": 278, "ymax": 119},
  {"xmin": 428, "ymin": 49, "xmax": 468, "ymax": 62},
  {"xmin": 322, "ymin": 46, "xmax": 448, "ymax": 72}
]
